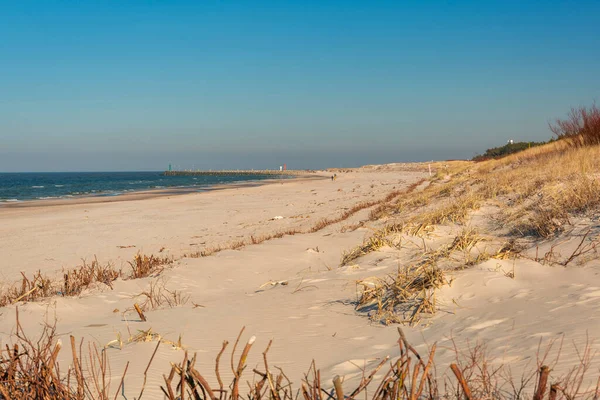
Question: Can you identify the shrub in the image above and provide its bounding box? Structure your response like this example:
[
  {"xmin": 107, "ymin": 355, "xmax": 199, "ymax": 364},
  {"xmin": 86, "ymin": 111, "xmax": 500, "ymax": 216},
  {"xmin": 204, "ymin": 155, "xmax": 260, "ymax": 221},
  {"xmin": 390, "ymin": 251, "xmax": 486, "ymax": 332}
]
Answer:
[{"xmin": 549, "ymin": 103, "xmax": 600, "ymax": 147}]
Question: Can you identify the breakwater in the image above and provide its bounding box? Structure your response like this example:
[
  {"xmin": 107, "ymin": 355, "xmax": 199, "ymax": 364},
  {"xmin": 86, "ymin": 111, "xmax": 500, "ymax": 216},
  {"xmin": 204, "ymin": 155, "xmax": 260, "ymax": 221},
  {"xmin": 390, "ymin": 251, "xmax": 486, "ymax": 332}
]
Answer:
[{"xmin": 163, "ymin": 170, "xmax": 317, "ymax": 177}]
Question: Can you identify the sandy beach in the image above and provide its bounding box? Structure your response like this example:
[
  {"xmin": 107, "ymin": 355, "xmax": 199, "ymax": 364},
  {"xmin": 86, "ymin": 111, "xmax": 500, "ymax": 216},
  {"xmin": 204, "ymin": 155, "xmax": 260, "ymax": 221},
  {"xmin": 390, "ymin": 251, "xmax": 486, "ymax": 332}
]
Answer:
[
  {"xmin": 1, "ymin": 166, "xmax": 428, "ymax": 397},
  {"xmin": 2, "ymin": 157, "xmax": 600, "ymax": 398}
]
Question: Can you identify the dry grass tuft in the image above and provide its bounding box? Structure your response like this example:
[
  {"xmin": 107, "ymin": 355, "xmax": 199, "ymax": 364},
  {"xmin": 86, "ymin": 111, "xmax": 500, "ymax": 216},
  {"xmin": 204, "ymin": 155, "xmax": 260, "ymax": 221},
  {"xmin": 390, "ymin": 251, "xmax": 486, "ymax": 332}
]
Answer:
[
  {"xmin": 356, "ymin": 264, "xmax": 447, "ymax": 325},
  {"xmin": 416, "ymin": 192, "xmax": 481, "ymax": 227},
  {"xmin": 0, "ymin": 253, "xmax": 173, "ymax": 309},
  {"xmin": 0, "ymin": 271, "xmax": 54, "ymax": 307},
  {"xmin": 308, "ymin": 200, "xmax": 379, "ymax": 233},
  {"xmin": 63, "ymin": 258, "xmax": 121, "ymax": 296},
  {"xmin": 134, "ymin": 280, "xmax": 190, "ymax": 311},
  {"xmin": 128, "ymin": 253, "xmax": 172, "ymax": 279},
  {"xmin": 340, "ymin": 231, "xmax": 395, "ymax": 266}
]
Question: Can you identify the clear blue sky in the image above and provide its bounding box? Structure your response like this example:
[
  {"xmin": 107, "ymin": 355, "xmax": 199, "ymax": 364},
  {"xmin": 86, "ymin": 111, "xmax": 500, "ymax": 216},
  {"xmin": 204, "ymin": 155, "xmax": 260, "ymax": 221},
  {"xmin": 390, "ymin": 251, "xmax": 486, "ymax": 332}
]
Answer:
[{"xmin": 1, "ymin": 1, "xmax": 599, "ymax": 171}]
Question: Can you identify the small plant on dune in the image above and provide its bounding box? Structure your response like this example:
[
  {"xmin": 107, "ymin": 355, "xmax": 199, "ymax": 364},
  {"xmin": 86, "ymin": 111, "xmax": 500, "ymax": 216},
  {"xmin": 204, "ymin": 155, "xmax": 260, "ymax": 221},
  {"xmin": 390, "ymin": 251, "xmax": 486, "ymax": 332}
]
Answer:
[
  {"xmin": 134, "ymin": 279, "xmax": 189, "ymax": 311},
  {"xmin": 340, "ymin": 231, "xmax": 393, "ymax": 266},
  {"xmin": 356, "ymin": 263, "xmax": 447, "ymax": 326},
  {"xmin": 63, "ymin": 258, "xmax": 121, "ymax": 296},
  {"xmin": 128, "ymin": 253, "xmax": 172, "ymax": 279},
  {"xmin": 418, "ymin": 192, "xmax": 481, "ymax": 227},
  {"xmin": 0, "ymin": 271, "xmax": 53, "ymax": 307},
  {"xmin": 0, "ymin": 253, "xmax": 174, "ymax": 309},
  {"xmin": 447, "ymin": 227, "xmax": 482, "ymax": 253}
]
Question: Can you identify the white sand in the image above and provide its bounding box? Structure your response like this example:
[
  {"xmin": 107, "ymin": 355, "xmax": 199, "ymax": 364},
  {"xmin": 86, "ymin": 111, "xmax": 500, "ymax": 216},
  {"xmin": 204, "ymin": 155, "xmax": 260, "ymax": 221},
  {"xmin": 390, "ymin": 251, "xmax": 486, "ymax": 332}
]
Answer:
[{"xmin": 2, "ymin": 166, "xmax": 600, "ymax": 398}]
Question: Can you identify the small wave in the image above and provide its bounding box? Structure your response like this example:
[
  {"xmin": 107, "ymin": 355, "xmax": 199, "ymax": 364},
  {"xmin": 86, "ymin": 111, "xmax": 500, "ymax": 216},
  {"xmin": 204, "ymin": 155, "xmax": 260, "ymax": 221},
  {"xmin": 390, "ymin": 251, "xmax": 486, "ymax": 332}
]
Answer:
[
  {"xmin": 1, "ymin": 199, "xmax": 20, "ymax": 202},
  {"xmin": 31, "ymin": 185, "xmax": 45, "ymax": 188},
  {"xmin": 37, "ymin": 196, "xmax": 57, "ymax": 200},
  {"xmin": 54, "ymin": 184, "xmax": 64, "ymax": 187}
]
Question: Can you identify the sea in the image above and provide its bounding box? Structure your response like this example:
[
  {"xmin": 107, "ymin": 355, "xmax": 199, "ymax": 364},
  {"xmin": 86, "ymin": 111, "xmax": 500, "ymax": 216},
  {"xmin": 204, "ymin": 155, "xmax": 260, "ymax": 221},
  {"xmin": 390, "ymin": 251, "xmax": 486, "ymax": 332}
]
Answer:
[{"xmin": 0, "ymin": 171, "xmax": 286, "ymax": 203}]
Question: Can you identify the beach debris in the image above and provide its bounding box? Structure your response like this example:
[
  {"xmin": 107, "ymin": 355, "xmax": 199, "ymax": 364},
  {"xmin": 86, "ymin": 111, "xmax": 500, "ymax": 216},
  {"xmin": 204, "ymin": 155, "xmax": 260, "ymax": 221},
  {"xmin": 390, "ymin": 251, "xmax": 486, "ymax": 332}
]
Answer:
[
  {"xmin": 134, "ymin": 303, "xmax": 147, "ymax": 322},
  {"xmin": 117, "ymin": 245, "xmax": 136, "ymax": 249},
  {"xmin": 271, "ymin": 215, "xmax": 284, "ymax": 220}
]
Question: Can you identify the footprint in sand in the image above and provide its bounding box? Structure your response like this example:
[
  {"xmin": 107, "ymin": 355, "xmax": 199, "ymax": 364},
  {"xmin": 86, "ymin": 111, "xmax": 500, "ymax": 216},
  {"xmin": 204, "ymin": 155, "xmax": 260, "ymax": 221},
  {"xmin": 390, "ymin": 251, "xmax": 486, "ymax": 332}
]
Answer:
[
  {"xmin": 527, "ymin": 332, "xmax": 553, "ymax": 338},
  {"xmin": 288, "ymin": 315, "xmax": 308, "ymax": 320},
  {"xmin": 549, "ymin": 304, "xmax": 573, "ymax": 312},
  {"xmin": 372, "ymin": 343, "xmax": 394, "ymax": 350},
  {"xmin": 580, "ymin": 289, "xmax": 600, "ymax": 300},
  {"xmin": 512, "ymin": 290, "xmax": 531, "ymax": 299},
  {"xmin": 570, "ymin": 283, "xmax": 586, "ymax": 289},
  {"xmin": 305, "ymin": 278, "xmax": 328, "ymax": 283},
  {"xmin": 332, "ymin": 359, "xmax": 369, "ymax": 374},
  {"xmin": 369, "ymin": 266, "xmax": 389, "ymax": 272},
  {"xmin": 498, "ymin": 355, "xmax": 522, "ymax": 363},
  {"xmin": 468, "ymin": 319, "xmax": 508, "ymax": 330}
]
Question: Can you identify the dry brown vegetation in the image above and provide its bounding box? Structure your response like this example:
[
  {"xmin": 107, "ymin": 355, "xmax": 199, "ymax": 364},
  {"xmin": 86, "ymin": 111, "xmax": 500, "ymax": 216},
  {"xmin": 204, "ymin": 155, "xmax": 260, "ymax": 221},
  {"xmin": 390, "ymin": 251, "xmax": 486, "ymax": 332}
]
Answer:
[
  {"xmin": 0, "ymin": 309, "xmax": 119, "ymax": 400},
  {"xmin": 134, "ymin": 279, "xmax": 190, "ymax": 312},
  {"xmin": 352, "ymin": 226, "xmax": 492, "ymax": 325},
  {"xmin": 128, "ymin": 253, "xmax": 172, "ymax": 279},
  {"xmin": 0, "ymin": 253, "xmax": 173, "ymax": 308},
  {"xmin": 2, "ymin": 314, "xmax": 599, "ymax": 399},
  {"xmin": 63, "ymin": 258, "xmax": 121, "ymax": 296},
  {"xmin": 549, "ymin": 103, "xmax": 600, "ymax": 148}
]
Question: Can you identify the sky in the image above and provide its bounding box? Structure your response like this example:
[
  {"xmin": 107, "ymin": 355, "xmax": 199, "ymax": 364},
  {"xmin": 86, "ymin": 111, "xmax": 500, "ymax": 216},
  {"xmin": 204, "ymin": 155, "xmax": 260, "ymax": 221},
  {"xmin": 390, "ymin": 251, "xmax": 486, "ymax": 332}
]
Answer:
[{"xmin": 1, "ymin": 1, "xmax": 599, "ymax": 171}]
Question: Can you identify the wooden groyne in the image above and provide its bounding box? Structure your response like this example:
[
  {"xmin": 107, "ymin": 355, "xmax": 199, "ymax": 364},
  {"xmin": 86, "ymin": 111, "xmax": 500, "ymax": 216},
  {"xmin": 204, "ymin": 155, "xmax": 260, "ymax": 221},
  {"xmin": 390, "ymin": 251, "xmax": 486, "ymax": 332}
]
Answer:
[{"xmin": 163, "ymin": 170, "xmax": 318, "ymax": 177}]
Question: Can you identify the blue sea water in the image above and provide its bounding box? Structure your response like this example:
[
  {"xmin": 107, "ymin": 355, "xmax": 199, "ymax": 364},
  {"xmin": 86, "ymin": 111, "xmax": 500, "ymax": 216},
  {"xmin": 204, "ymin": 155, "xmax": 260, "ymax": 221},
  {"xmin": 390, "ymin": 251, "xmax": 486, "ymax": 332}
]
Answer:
[{"xmin": 0, "ymin": 171, "xmax": 286, "ymax": 202}]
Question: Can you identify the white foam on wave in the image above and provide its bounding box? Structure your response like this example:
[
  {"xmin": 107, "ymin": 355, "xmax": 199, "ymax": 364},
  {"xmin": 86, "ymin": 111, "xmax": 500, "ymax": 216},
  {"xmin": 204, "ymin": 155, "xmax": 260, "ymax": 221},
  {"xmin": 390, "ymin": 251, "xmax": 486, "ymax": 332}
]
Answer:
[{"xmin": 31, "ymin": 185, "xmax": 45, "ymax": 188}]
